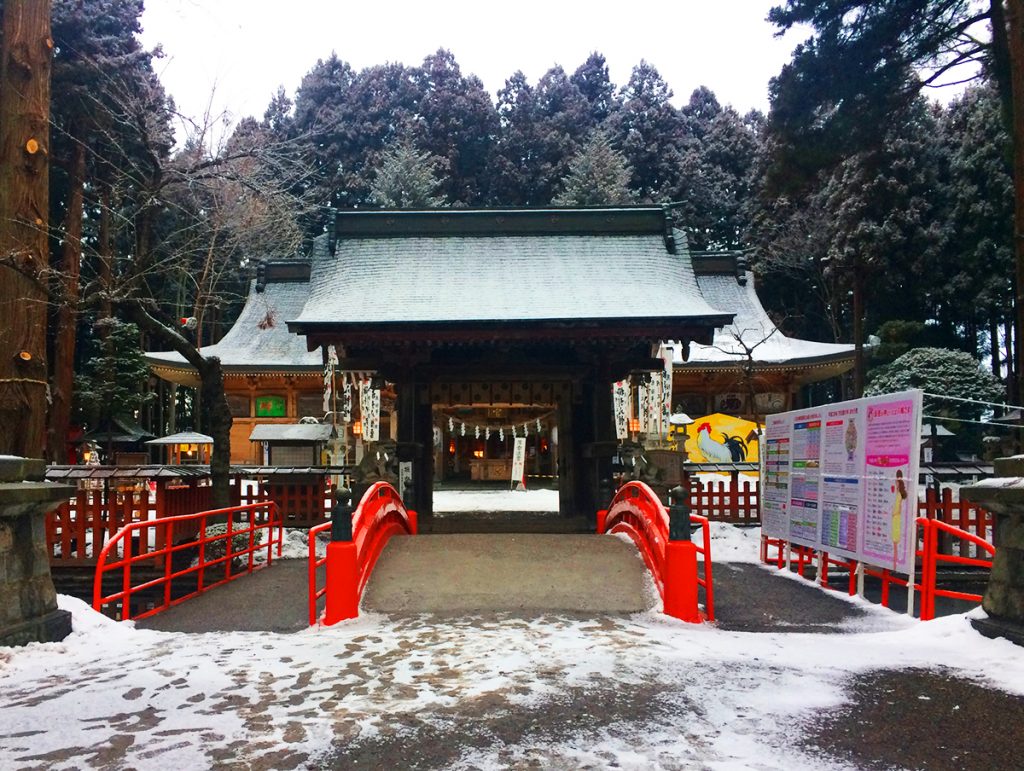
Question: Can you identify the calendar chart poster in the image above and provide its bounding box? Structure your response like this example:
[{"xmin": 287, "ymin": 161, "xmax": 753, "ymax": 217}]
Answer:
[
  {"xmin": 761, "ymin": 390, "xmax": 921, "ymax": 572},
  {"xmin": 761, "ymin": 414, "xmax": 793, "ymax": 539}
]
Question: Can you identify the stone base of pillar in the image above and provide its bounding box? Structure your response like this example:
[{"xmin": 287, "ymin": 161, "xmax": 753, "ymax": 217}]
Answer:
[
  {"xmin": 970, "ymin": 615, "xmax": 1024, "ymax": 648},
  {"xmin": 0, "ymin": 607, "xmax": 72, "ymax": 647}
]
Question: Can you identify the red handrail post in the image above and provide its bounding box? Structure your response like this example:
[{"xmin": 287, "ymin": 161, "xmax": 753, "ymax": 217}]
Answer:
[
  {"xmin": 324, "ymin": 540, "xmax": 359, "ymax": 625},
  {"xmin": 596, "ymin": 508, "xmax": 608, "ymax": 534},
  {"xmin": 406, "ymin": 509, "xmax": 419, "ymax": 535},
  {"xmin": 663, "ymin": 540, "xmax": 701, "ymax": 623}
]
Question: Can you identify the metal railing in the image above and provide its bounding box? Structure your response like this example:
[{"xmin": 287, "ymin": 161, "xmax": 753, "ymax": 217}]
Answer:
[{"xmin": 93, "ymin": 501, "xmax": 283, "ymax": 621}]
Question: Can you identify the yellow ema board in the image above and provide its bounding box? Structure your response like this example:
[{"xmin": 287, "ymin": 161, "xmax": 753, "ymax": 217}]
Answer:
[{"xmin": 673, "ymin": 412, "xmax": 763, "ymax": 465}]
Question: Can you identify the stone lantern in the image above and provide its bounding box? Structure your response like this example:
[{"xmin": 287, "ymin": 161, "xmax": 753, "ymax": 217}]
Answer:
[
  {"xmin": 961, "ymin": 455, "xmax": 1024, "ymax": 646},
  {"xmin": 0, "ymin": 456, "xmax": 75, "ymax": 646}
]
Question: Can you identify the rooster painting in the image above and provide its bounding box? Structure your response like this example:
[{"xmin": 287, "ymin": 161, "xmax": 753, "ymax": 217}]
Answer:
[{"xmin": 696, "ymin": 422, "xmax": 748, "ymax": 462}]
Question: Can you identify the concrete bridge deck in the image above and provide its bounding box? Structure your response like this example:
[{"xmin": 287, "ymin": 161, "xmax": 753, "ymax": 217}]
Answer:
[{"xmin": 136, "ymin": 531, "xmax": 885, "ymax": 634}]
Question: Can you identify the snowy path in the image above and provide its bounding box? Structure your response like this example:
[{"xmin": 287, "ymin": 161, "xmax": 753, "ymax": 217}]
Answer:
[{"xmin": 2, "ymin": 592, "xmax": 1023, "ymax": 769}]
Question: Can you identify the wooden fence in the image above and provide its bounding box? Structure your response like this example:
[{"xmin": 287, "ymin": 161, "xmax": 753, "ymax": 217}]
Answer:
[{"xmin": 46, "ymin": 478, "xmax": 219, "ymax": 567}]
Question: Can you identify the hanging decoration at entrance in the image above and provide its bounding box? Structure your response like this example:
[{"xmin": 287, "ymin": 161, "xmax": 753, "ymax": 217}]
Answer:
[
  {"xmin": 323, "ymin": 344, "xmax": 337, "ymax": 416},
  {"xmin": 638, "ymin": 374, "xmax": 654, "ymax": 434},
  {"xmin": 612, "ymin": 379, "xmax": 630, "ymax": 440},
  {"xmin": 359, "ymin": 379, "xmax": 381, "ymax": 441},
  {"xmin": 657, "ymin": 342, "xmax": 673, "ymax": 437},
  {"xmin": 637, "ymin": 345, "xmax": 674, "ymax": 437},
  {"xmin": 438, "ymin": 410, "xmax": 555, "ymax": 442}
]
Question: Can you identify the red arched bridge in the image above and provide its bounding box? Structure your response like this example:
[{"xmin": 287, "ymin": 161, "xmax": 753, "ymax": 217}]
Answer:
[{"xmin": 90, "ymin": 482, "xmax": 714, "ymax": 625}]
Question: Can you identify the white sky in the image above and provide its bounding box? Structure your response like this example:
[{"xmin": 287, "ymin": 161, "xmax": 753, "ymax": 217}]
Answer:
[{"xmin": 138, "ymin": 0, "xmax": 810, "ymax": 138}]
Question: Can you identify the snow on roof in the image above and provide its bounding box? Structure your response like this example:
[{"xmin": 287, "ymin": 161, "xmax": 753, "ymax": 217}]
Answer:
[
  {"xmin": 146, "ymin": 431, "xmax": 214, "ymax": 445},
  {"xmin": 145, "ymin": 269, "xmax": 321, "ymax": 373},
  {"xmin": 676, "ymin": 271, "xmax": 855, "ymax": 367},
  {"xmin": 291, "ymin": 210, "xmax": 727, "ymax": 326},
  {"xmin": 249, "ymin": 424, "xmax": 333, "ymax": 442}
]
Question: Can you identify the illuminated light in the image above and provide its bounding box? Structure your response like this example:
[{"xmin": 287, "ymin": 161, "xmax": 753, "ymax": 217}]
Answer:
[
  {"xmin": 16, "ymin": 350, "xmax": 32, "ymax": 362},
  {"xmin": 448, "ymin": 440, "xmax": 456, "ymax": 455},
  {"xmin": 473, "ymin": 450, "xmax": 484, "ymax": 458},
  {"xmin": 629, "ymin": 418, "xmax": 641, "ymax": 434},
  {"xmin": 352, "ymin": 420, "xmax": 363, "ymax": 436}
]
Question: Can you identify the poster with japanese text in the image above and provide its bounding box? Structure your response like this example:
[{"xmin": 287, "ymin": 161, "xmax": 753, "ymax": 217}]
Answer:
[{"xmin": 759, "ymin": 390, "xmax": 922, "ymax": 573}]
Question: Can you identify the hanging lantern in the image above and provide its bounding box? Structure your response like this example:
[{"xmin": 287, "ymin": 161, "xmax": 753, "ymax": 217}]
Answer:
[{"xmin": 352, "ymin": 420, "xmax": 363, "ymax": 436}]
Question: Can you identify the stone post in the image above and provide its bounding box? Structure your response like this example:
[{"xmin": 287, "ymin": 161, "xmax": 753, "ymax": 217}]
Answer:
[
  {"xmin": 961, "ymin": 455, "xmax": 1024, "ymax": 646},
  {"xmin": 0, "ymin": 456, "xmax": 75, "ymax": 646}
]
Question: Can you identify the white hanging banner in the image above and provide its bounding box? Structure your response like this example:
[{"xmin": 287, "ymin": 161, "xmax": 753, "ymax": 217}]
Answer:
[
  {"xmin": 341, "ymin": 380, "xmax": 352, "ymax": 424},
  {"xmin": 639, "ymin": 376, "xmax": 656, "ymax": 434},
  {"xmin": 612, "ymin": 380, "xmax": 630, "ymax": 440},
  {"xmin": 511, "ymin": 437, "xmax": 527, "ymax": 487},
  {"xmin": 323, "ymin": 345, "xmax": 338, "ymax": 415},
  {"xmin": 657, "ymin": 343, "xmax": 673, "ymax": 438},
  {"xmin": 359, "ymin": 379, "xmax": 381, "ymax": 442}
]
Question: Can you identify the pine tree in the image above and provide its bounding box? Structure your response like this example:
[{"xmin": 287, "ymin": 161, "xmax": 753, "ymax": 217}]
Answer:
[
  {"xmin": 553, "ymin": 130, "xmax": 636, "ymax": 206},
  {"xmin": 367, "ymin": 137, "xmax": 447, "ymax": 208}
]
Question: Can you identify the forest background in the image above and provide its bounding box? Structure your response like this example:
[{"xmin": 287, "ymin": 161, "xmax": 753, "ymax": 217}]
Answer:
[{"xmin": 0, "ymin": 0, "xmax": 1018, "ymax": 471}]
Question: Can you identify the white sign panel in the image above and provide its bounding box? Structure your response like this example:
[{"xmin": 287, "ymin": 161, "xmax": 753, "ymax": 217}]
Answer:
[
  {"xmin": 760, "ymin": 390, "xmax": 923, "ymax": 574},
  {"xmin": 399, "ymin": 461, "xmax": 412, "ymax": 502},
  {"xmin": 510, "ymin": 437, "xmax": 527, "ymax": 486}
]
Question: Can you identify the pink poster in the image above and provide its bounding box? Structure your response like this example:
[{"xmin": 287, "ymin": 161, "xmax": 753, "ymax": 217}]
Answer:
[{"xmin": 861, "ymin": 398, "xmax": 917, "ymax": 571}]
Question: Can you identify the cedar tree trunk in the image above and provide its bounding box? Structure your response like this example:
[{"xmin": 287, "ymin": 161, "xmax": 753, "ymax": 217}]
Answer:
[{"xmin": 0, "ymin": 0, "xmax": 51, "ymax": 457}]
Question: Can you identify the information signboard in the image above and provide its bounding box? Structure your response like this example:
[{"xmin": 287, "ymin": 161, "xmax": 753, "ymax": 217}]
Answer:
[{"xmin": 760, "ymin": 390, "xmax": 923, "ymax": 574}]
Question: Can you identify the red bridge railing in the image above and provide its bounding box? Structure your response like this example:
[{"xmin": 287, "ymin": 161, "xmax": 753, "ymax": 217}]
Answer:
[
  {"xmin": 311, "ymin": 483, "xmax": 417, "ymax": 625},
  {"xmin": 760, "ymin": 516, "xmax": 994, "ymax": 620},
  {"xmin": 597, "ymin": 481, "xmax": 713, "ymax": 623},
  {"xmin": 93, "ymin": 501, "xmax": 283, "ymax": 621}
]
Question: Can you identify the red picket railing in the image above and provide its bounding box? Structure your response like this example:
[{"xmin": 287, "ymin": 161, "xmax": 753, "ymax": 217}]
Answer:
[
  {"xmin": 93, "ymin": 501, "xmax": 283, "ymax": 621},
  {"xmin": 760, "ymin": 516, "xmax": 994, "ymax": 620},
  {"xmin": 308, "ymin": 519, "xmax": 331, "ymax": 625},
  {"xmin": 918, "ymin": 517, "xmax": 995, "ymax": 621},
  {"xmin": 316, "ymin": 483, "xmax": 417, "ymax": 625},
  {"xmin": 689, "ymin": 513, "xmax": 715, "ymax": 622},
  {"xmin": 690, "ymin": 477, "xmax": 760, "ymax": 523},
  {"xmin": 597, "ymin": 481, "xmax": 713, "ymax": 623}
]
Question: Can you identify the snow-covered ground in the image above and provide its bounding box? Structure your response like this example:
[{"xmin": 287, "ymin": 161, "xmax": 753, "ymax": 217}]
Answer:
[
  {"xmin": 4, "ymin": 490, "xmax": 1016, "ymax": 769},
  {"xmin": 0, "ymin": 593, "xmax": 1020, "ymax": 769}
]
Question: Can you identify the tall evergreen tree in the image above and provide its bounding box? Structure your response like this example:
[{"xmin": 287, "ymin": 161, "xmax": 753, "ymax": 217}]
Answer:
[
  {"xmin": 553, "ymin": 130, "xmax": 636, "ymax": 206},
  {"xmin": 673, "ymin": 87, "xmax": 762, "ymax": 249},
  {"xmin": 571, "ymin": 52, "xmax": 619, "ymax": 125},
  {"xmin": 414, "ymin": 49, "xmax": 498, "ymax": 205},
  {"xmin": 367, "ymin": 137, "xmax": 447, "ymax": 208},
  {"xmin": 607, "ymin": 61, "xmax": 685, "ymax": 202}
]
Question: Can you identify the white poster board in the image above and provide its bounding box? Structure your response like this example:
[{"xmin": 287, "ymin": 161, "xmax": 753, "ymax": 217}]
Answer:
[
  {"xmin": 761, "ymin": 390, "xmax": 923, "ymax": 574},
  {"xmin": 399, "ymin": 461, "xmax": 412, "ymax": 502},
  {"xmin": 511, "ymin": 437, "xmax": 527, "ymax": 488}
]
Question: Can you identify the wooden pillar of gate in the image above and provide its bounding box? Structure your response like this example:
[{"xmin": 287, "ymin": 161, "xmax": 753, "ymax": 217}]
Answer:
[
  {"xmin": 395, "ymin": 378, "xmax": 433, "ymax": 522},
  {"xmin": 557, "ymin": 384, "xmax": 576, "ymax": 519}
]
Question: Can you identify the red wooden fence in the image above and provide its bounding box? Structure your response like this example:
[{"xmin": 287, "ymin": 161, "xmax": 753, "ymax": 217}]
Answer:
[{"xmin": 47, "ymin": 479, "xmax": 220, "ymax": 567}]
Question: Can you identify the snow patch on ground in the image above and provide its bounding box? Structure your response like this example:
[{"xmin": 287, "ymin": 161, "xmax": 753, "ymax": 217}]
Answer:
[{"xmin": 433, "ymin": 488, "xmax": 560, "ymax": 512}]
